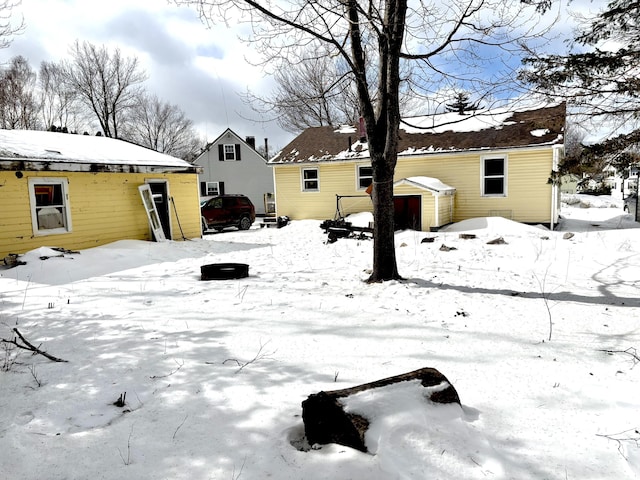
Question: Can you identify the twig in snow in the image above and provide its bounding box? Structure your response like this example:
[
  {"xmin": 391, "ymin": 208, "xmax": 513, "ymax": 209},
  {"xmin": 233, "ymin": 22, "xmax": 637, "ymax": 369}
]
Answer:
[
  {"xmin": 596, "ymin": 428, "xmax": 640, "ymax": 459},
  {"xmin": 21, "ymin": 274, "xmax": 31, "ymax": 310},
  {"xmin": 28, "ymin": 364, "xmax": 43, "ymax": 387},
  {"xmin": 231, "ymin": 456, "xmax": 247, "ymax": 480},
  {"xmin": 1, "ymin": 328, "xmax": 68, "ymax": 362},
  {"xmin": 1, "ymin": 342, "xmax": 19, "ymax": 371},
  {"xmin": 173, "ymin": 414, "xmax": 188, "ymax": 440},
  {"xmin": 236, "ymin": 285, "xmax": 249, "ymax": 302},
  {"xmin": 599, "ymin": 347, "xmax": 639, "ymax": 368},
  {"xmin": 533, "ymin": 267, "xmax": 555, "ymax": 342},
  {"xmin": 223, "ymin": 340, "xmax": 276, "ymax": 374},
  {"xmin": 117, "ymin": 424, "xmax": 134, "ymax": 465},
  {"xmin": 150, "ymin": 358, "xmax": 184, "ymax": 379}
]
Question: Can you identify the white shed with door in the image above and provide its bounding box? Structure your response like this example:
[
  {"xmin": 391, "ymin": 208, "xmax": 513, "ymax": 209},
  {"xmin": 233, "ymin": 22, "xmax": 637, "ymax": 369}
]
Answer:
[{"xmin": 393, "ymin": 176, "xmax": 456, "ymax": 231}]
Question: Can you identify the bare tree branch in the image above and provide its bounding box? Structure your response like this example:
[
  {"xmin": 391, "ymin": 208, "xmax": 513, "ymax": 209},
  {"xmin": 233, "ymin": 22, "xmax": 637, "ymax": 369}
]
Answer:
[
  {"xmin": 60, "ymin": 40, "xmax": 147, "ymax": 138},
  {"xmin": 1, "ymin": 328, "xmax": 68, "ymax": 363}
]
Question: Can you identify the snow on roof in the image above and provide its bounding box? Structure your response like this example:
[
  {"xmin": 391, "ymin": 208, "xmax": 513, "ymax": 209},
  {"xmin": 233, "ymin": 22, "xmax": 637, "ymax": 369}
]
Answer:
[
  {"xmin": 271, "ymin": 103, "xmax": 566, "ymax": 165},
  {"xmin": 394, "ymin": 176, "xmax": 456, "ymax": 193},
  {"xmin": 399, "ymin": 103, "xmax": 559, "ymax": 135},
  {"xmin": 0, "ymin": 129, "xmax": 192, "ymax": 168},
  {"xmin": 335, "ymin": 125, "xmax": 357, "ymax": 134},
  {"xmin": 530, "ymin": 129, "xmax": 551, "ymax": 137},
  {"xmin": 400, "ymin": 109, "xmax": 515, "ymax": 134}
]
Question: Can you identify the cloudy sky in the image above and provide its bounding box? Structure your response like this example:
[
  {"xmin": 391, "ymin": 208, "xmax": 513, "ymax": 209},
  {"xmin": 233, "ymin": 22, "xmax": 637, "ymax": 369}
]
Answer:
[
  {"xmin": 2, "ymin": 0, "xmax": 294, "ymax": 152},
  {"xmin": 2, "ymin": 0, "xmax": 609, "ymax": 154}
]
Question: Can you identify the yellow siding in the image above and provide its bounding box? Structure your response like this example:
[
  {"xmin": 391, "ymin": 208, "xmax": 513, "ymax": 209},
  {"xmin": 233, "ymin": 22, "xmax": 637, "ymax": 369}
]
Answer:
[
  {"xmin": 0, "ymin": 171, "xmax": 201, "ymax": 258},
  {"xmin": 395, "ymin": 149, "xmax": 553, "ymax": 223},
  {"xmin": 437, "ymin": 195, "xmax": 455, "ymax": 227},
  {"xmin": 273, "ymin": 147, "xmax": 553, "ymax": 228},
  {"xmin": 274, "ymin": 163, "xmax": 373, "ymax": 220}
]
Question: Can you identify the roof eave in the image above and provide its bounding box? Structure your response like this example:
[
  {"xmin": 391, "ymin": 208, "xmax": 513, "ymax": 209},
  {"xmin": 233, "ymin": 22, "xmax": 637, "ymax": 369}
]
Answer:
[
  {"xmin": 271, "ymin": 141, "xmax": 564, "ymax": 165},
  {"xmin": 0, "ymin": 158, "xmax": 202, "ymax": 174}
]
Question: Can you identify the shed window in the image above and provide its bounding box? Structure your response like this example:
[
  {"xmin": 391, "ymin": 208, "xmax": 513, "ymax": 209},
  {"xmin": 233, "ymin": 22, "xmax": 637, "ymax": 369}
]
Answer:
[
  {"xmin": 302, "ymin": 168, "xmax": 319, "ymax": 192},
  {"xmin": 28, "ymin": 177, "xmax": 72, "ymax": 235},
  {"xmin": 482, "ymin": 156, "xmax": 507, "ymax": 196},
  {"xmin": 357, "ymin": 165, "xmax": 373, "ymax": 190}
]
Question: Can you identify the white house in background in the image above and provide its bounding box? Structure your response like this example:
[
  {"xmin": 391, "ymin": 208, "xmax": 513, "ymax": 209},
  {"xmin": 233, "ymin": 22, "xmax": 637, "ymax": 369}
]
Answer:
[
  {"xmin": 193, "ymin": 128, "xmax": 275, "ymax": 215},
  {"xmin": 604, "ymin": 163, "xmax": 639, "ymax": 199}
]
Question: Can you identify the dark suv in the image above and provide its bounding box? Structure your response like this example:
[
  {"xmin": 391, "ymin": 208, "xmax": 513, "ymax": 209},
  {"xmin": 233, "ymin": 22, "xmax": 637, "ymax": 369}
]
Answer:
[{"xmin": 201, "ymin": 194, "xmax": 255, "ymax": 231}]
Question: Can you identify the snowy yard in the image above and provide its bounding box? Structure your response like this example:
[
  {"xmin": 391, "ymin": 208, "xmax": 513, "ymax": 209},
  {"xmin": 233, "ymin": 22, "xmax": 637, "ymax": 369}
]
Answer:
[{"xmin": 1, "ymin": 195, "xmax": 639, "ymax": 479}]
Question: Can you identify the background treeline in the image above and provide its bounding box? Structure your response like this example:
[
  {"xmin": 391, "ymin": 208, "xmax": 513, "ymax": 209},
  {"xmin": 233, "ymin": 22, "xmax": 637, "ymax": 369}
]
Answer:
[{"xmin": 0, "ymin": 41, "xmax": 203, "ymax": 161}]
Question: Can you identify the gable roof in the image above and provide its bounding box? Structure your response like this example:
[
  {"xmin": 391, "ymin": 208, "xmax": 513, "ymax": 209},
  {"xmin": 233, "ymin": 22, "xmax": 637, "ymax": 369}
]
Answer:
[
  {"xmin": 394, "ymin": 176, "xmax": 456, "ymax": 194},
  {"xmin": 0, "ymin": 129, "xmax": 200, "ymax": 174},
  {"xmin": 198, "ymin": 128, "xmax": 264, "ymax": 158},
  {"xmin": 269, "ymin": 102, "xmax": 565, "ymax": 164}
]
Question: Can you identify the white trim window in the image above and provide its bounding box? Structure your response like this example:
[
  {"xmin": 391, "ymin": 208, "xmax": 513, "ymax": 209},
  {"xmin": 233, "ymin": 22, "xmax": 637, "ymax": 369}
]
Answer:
[
  {"xmin": 224, "ymin": 144, "xmax": 236, "ymax": 160},
  {"xmin": 302, "ymin": 168, "xmax": 319, "ymax": 192},
  {"xmin": 217, "ymin": 143, "xmax": 241, "ymax": 161},
  {"xmin": 357, "ymin": 165, "xmax": 373, "ymax": 190},
  {"xmin": 206, "ymin": 182, "xmax": 220, "ymax": 196},
  {"xmin": 28, "ymin": 177, "xmax": 72, "ymax": 235},
  {"xmin": 482, "ymin": 156, "xmax": 507, "ymax": 196}
]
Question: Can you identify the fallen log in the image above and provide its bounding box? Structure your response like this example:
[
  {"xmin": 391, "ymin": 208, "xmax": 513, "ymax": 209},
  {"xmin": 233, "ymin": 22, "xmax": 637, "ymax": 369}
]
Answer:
[{"xmin": 301, "ymin": 367, "xmax": 459, "ymax": 452}]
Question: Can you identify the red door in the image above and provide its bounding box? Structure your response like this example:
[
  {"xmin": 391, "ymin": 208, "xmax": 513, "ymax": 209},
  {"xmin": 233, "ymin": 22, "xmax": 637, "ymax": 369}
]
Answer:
[{"xmin": 393, "ymin": 196, "xmax": 421, "ymax": 231}]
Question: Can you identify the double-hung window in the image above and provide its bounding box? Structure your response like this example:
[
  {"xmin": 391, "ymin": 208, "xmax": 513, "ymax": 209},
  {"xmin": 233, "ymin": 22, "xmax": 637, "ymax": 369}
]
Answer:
[
  {"xmin": 482, "ymin": 156, "xmax": 507, "ymax": 196},
  {"xmin": 218, "ymin": 144, "xmax": 241, "ymax": 161},
  {"xmin": 224, "ymin": 144, "xmax": 236, "ymax": 160},
  {"xmin": 357, "ymin": 165, "xmax": 373, "ymax": 190},
  {"xmin": 28, "ymin": 177, "xmax": 72, "ymax": 234},
  {"xmin": 206, "ymin": 182, "xmax": 220, "ymax": 196},
  {"xmin": 302, "ymin": 168, "xmax": 319, "ymax": 192}
]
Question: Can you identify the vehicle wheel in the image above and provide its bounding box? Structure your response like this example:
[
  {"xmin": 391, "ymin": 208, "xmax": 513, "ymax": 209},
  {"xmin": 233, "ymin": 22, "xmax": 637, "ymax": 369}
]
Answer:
[
  {"xmin": 201, "ymin": 217, "xmax": 208, "ymax": 231},
  {"xmin": 238, "ymin": 216, "xmax": 251, "ymax": 230}
]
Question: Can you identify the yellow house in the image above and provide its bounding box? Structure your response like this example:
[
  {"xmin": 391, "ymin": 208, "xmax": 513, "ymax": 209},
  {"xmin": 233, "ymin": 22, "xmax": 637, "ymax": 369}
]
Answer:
[
  {"xmin": 0, "ymin": 129, "xmax": 203, "ymax": 259},
  {"xmin": 269, "ymin": 103, "xmax": 565, "ymax": 231}
]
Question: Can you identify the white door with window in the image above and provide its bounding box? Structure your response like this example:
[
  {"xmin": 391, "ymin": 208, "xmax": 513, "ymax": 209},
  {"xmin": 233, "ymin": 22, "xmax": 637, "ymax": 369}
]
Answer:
[{"xmin": 138, "ymin": 184, "xmax": 166, "ymax": 242}]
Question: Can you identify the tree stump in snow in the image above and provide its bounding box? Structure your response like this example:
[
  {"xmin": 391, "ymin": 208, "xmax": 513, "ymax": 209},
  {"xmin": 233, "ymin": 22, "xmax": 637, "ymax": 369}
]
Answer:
[{"xmin": 301, "ymin": 367, "xmax": 460, "ymax": 452}]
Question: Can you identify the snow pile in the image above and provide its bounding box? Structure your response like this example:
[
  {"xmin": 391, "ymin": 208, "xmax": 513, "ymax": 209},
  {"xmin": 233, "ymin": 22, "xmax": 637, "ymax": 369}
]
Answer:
[{"xmin": 562, "ymin": 193, "xmax": 622, "ymax": 209}]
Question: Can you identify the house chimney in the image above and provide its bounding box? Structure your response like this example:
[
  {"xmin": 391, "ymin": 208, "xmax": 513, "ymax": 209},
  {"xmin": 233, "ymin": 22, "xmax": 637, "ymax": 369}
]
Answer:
[
  {"xmin": 264, "ymin": 138, "xmax": 269, "ymax": 159},
  {"xmin": 246, "ymin": 136, "xmax": 256, "ymax": 149},
  {"xmin": 348, "ymin": 136, "xmax": 352, "ymax": 152},
  {"xmin": 358, "ymin": 117, "xmax": 367, "ymax": 142}
]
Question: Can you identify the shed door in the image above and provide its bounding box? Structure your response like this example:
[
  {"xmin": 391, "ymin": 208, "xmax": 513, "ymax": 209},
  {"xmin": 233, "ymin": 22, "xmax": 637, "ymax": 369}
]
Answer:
[
  {"xmin": 148, "ymin": 181, "xmax": 171, "ymax": 239},
  {"xmin": 394, "ymin": 195, "xmax": 421, "ymax": 231},
  {"xmin": 138, "ymin": 185, "xmax": 166, "ymax": 242}
]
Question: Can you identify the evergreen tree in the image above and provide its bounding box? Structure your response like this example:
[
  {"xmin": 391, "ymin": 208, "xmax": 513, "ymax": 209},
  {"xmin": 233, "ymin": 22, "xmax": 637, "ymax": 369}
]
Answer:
[
  {"xmin": 521, "ymin": 1, "xmax": 640, "ymax": 157},
  {"xmin": 445, "ymin": 92, "xmax": 481, "ymax": 115}
]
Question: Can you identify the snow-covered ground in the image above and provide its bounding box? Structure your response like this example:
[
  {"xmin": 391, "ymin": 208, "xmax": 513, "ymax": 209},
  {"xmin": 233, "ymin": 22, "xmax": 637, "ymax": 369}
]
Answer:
[{"xmin": 1, "ymin": 194, "xmax": 639, "ymax": 480}]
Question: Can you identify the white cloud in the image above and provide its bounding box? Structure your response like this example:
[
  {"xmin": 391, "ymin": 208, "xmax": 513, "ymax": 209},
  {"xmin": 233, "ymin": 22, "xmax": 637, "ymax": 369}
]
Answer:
[{"xmin": 2, "ymin": 0, "xmax": 294, "ymax": 151}]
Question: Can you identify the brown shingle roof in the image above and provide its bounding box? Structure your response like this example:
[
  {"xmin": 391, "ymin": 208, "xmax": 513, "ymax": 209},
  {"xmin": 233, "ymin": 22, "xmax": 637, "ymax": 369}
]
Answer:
[{"xmin": 269, "ymin": 103, "xmax": 565, "ymax": 164}]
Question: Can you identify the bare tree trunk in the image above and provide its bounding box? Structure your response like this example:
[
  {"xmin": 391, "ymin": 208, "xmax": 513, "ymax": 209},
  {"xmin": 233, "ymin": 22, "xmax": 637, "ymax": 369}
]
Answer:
[
  {"xmin": 363, "ymin": 0, "xmax": 406, "ymax": 282},
  {"xmin": 369, "ymin": 166, "xmax": 400, "ymax": 282}
]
